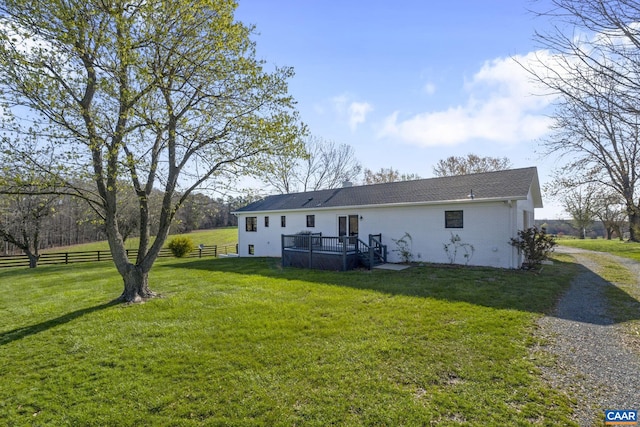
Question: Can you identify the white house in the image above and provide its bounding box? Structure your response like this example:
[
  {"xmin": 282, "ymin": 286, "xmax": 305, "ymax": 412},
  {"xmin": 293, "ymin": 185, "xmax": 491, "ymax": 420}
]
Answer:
[{"xmin": 233, "ymin": 167, "xmax": 543, "ymax": 269}]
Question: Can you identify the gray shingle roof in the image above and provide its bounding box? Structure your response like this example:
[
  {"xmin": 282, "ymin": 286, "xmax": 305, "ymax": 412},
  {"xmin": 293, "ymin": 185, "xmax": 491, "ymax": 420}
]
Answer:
[{"xmin": 234, "ymin": 167, "xmax": 542, "ymax": 213}]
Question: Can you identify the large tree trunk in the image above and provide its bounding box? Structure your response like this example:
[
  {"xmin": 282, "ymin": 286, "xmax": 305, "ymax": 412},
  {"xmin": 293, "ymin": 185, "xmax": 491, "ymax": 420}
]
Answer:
[
  {"xmin": 119, "ymin": 264, "xmax": 155, "ymax": 303},
  {"xmin": 28, "ymin": 253, "xmax": 39, "ymax": 268},
  {"xmin": 628, "ymin": 208, "xmax": 640, "ymax": 242}
]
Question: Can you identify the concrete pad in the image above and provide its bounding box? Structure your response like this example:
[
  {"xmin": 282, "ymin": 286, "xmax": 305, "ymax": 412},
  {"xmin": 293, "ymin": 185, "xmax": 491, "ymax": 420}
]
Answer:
[{"xmin": 374, "ymin": 263, "xmax": 411, "ymax": 271}]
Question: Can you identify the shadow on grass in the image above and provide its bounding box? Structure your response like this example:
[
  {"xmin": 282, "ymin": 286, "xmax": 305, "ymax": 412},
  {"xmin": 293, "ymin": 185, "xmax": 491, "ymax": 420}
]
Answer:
[
  {"xmin": 0, "ymin": 299, "xmax": 120, "ymax": 347},
  {"xmin": 165, "ymin": 256, "xmax": 640, "ymax": 326}
]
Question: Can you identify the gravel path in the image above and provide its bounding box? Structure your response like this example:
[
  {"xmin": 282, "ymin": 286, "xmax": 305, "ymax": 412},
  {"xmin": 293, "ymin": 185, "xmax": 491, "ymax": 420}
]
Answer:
[{"xmin": 536, "ymin": 246, "xmax": 640, "ymax": 426}]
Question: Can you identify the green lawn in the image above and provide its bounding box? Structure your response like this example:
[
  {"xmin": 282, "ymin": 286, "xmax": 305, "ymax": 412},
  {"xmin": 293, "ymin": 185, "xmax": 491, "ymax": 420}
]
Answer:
[
  {"xmin": 558, "ymin": 237, "xmax": 640, "ymax": 262},
  {"xmin": 0, "ymin": 255, "xmax": 577, "ymax": 426},
  {"xmin": 44, "ymin": 227, "xmax": 238, "ymax": 252}
]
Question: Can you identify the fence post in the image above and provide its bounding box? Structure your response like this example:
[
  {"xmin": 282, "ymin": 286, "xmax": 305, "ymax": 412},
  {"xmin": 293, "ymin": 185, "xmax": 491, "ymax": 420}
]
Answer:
[
  {"xmin": 213, "ymin": 245, "xmax": 217, "ymax": 257},
  {"xmin": 65, "ymin": 252, "xmax": 69, "ymax": 264},
  {"xmin": 97, "ymin": 251, "xmax": 101, "ymax": 262}
]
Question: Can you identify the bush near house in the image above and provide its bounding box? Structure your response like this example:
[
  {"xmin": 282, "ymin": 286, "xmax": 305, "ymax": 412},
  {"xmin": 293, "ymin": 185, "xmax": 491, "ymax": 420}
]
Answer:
[{"xmin": 510, "ymin": 227, "xmax": 557, "ymax": 269}]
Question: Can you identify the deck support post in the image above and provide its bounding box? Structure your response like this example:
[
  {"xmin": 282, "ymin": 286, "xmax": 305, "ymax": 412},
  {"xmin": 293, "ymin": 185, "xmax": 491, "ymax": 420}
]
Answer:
[{"xmin": 342, "ymin": 236, "xmax": 347, "ymax": 271}]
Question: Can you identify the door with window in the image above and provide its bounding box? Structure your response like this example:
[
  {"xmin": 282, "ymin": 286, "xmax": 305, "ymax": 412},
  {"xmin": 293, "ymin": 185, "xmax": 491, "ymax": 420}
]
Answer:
[{"xmin": 338, "ymin": 215, "xmax": 359, "ymax": 244}]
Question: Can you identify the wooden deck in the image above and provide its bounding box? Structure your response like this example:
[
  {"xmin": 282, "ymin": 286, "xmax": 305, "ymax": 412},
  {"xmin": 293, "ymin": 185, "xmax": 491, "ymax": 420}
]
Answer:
[{"xmin": 281, "ymin": 233, "xmax": 387, "ymax": 271}]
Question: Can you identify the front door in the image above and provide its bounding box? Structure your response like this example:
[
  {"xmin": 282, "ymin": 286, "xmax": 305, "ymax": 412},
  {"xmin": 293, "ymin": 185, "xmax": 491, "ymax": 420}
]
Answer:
[{"xmin": 338, "ymin": 215, "xmax": 359, "ymax": 243}]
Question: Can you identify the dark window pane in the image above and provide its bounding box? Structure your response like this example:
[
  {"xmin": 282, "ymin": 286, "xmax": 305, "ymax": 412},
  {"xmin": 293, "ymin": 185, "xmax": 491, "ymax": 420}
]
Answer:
[
  {"xmin": 245, "ymin": 217, "xmax": 257, "ymax": 232},
  {"xmin": 445, "ymin": 210, "xmax": 463, "ymax": 228}
]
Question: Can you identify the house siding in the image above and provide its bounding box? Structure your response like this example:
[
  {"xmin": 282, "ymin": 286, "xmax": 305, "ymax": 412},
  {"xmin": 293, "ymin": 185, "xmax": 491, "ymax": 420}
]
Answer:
[{"xmin": 237, "ymin": 197, "xmax": 534, "ymax": 269}]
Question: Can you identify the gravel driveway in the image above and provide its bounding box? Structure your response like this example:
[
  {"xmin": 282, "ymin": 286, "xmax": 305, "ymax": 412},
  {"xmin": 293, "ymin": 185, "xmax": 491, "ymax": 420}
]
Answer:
[{"xmin": 536, "ymin": 246, "xmax": 640, "ymax": 426}]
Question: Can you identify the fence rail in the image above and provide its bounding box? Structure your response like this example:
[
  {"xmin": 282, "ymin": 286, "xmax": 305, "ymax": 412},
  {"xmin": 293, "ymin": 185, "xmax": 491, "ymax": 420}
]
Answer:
[{"xmin": 0, "ymin": 243, "xmax": 238, "ymax": 269}]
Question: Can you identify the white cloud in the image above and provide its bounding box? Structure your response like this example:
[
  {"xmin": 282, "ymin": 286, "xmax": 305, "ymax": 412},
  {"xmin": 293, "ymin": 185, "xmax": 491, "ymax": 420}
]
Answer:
[
  {"xmin": 347, "ymin": 101, "xmax": 373, "ymax": 131},
  {"xmin": 331, "ymin": 94, "xmax": 373, "ymax": 131},
  {"xmin": 331, "ymin": 94, "xmax": 349, "ymax": 113},
  {"xmin": 423, "ymin": 82, "xmax": 436, "ymax": 95},
  {"xmin": 378, "ymin": 51, "xmax": 558, "ymax": 147}
]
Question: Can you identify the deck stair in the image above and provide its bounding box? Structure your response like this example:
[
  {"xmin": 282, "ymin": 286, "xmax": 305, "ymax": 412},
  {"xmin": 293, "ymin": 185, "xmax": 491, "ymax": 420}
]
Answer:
[{"xmin": 356, "ymin": 234, "xmax": 387, "ymax": 269}]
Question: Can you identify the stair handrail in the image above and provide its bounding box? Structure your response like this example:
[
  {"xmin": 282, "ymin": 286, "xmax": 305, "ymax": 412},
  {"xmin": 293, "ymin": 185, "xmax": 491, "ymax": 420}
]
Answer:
[{"xmin": 368, "ymin": 234, "xmax": 387, "ymax": 263}]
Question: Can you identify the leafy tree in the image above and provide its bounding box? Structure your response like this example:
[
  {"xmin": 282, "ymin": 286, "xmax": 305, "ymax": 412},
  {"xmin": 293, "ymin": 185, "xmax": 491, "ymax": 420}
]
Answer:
[
  {"xmin": 525, "ymin": 0, "xmax": 640, "ymax": 240},
  {"xmin": 0, "ymin": 0, "xmax": 304, "ymax": 302},
  {"xmin": 363, "ymin": 167, "xmax": 420, "ymax": 184},
  {"xmin": 432, "ymin": 154, "xmax": 512, "ymax": 177}
]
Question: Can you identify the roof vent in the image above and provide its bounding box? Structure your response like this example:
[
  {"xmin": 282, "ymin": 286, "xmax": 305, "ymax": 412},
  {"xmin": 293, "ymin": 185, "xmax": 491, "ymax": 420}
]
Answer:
[{"xmin": 342, "ymin": 181, "xmax": 353, "ymax": 188}]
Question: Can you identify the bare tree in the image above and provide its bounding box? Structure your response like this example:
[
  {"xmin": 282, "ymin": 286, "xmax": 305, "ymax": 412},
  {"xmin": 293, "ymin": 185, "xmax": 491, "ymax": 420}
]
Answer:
[
  {"xmin": 0, "ymin": 0, "xmax": 304, "ymax": 302},
  {"xmin": 0, "ymin": 192, "xmax": 58, "ymax": 267},
  {"xmin": 300, "ymin": 138, "xmax": 362, "ymax": 191},
  {"xmin": 563, "ymin": 186, "xmax": 596, "ymax": 239},
  {"xmin": 432, "ymin": 154, "xmax": 512, "ymax": 177},
  {"xmin": 363, "ymin": 167, "xmax": 421, "ymax": 184},
  {"xmin": 525, "ymin": 0, "xmax": 640, "ymax": 240},
  {"xmin": 264, "ymin": 136, "xmax": 361, "ymax": 193},
  {"xmin": 592, "ymin": 191, "xmax": 626, "ymax": 240}
]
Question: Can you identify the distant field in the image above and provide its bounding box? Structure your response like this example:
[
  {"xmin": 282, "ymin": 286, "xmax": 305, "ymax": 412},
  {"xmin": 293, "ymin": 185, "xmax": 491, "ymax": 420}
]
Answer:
[
  {"xmin": 557, "ymin": 238, "xmax": 640, "ymax": 262},
  {"xmin": 44, "ymin": 227, "xmax": 238, "ymax": 253},
  {"xmin": 0, "ymin": 254, "xmax": 577, "ymax": 425}
]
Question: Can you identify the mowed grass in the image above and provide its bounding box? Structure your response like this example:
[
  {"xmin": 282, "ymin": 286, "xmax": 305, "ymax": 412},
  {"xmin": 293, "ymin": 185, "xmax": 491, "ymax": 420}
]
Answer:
[
  {"xmin": 0, "ymin": 256, "xmax": 577, "ymax": 426},
  {"xmin": 45, "ymin": 227, "xmax": 239, "ymax": 252},
  {"xmin": 558, "ymin": 237, "xmax": 640, "ymax": 262}
]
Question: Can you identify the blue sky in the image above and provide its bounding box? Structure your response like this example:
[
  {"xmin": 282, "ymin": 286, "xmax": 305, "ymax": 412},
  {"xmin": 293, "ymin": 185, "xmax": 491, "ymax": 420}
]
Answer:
[{"xmin": 235, "ymin": 0, "xmax": 565, "ymax": 218}]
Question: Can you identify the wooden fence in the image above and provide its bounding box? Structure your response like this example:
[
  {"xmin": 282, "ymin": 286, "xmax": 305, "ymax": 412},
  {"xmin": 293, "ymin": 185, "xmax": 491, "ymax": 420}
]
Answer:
[{"xmin": 0, "ymin": 243, "xmax": 238, "ymax": 269}]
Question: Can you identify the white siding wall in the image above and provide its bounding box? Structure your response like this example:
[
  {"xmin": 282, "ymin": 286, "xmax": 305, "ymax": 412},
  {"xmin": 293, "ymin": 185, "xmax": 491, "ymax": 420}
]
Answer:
[{"xmin": 237, "ymin": 196, "xmax": 538, "ymax": 268}]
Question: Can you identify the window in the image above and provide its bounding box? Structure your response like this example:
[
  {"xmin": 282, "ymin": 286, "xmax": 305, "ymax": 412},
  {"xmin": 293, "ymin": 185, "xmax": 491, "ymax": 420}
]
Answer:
[
  {"xmin": 445, "ymin": 210, "xmax": 463, "ymax": 228},
  {"xmin": 264, "ymin": 216, "xmax": 269, "ymax": 227},
  {"xmin": 281, "ymin": 215, "xmax": 286, "ymax": 227},
  {"xmin": 248, "ymin": 244, "xmax": 255, "ymax": 255},
  {"xmin": 306, "ymin": 215, "xmax": 315, "ymax": 227},
  {"xmin": 245, "ymin": 216, "xmax": 257, "ymax": 232}
]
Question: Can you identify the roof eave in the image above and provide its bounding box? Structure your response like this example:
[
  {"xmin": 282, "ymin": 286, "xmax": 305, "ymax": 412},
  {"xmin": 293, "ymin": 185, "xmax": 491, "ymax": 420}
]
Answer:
[{"xmin": 232, "ymin": 196, "xmax": 529, "ymax": 215}]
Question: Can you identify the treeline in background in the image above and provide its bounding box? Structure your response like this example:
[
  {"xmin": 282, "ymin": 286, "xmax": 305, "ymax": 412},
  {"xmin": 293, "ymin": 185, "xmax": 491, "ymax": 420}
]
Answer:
[{"xmin": 0, "ymin": 190, "xmax": 249, "ymax": 255}]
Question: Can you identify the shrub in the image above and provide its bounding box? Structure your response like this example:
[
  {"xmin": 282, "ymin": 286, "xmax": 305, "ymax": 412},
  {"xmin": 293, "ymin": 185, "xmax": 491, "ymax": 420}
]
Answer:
[
  {"xmin": 167, "ymin": 236, "xmax": 195, "ymax": 258},
  {"xmin": 443, "ymin": 233, "xmax": 474, "ymax": 265},
  {"xmin": 392, "ymin": 232, "xmax": 413, "ymax": 263},
  {"xmin": 509, "ymin": 227, "xmax": 557, "ymax": 269}
]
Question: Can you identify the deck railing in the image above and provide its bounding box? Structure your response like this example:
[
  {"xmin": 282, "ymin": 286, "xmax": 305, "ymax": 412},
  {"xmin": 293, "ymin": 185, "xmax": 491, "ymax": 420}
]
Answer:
[{"xmin": 282, "ymin": 233, "xmax": 387, "ymax": 270}]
